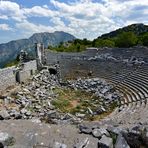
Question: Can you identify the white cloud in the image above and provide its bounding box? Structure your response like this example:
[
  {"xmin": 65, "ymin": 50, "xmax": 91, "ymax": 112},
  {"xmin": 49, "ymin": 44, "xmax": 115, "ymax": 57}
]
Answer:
[
  {"xmin": 142, "ymin": 8, "xmax": 148, "ymax": 16},
  {"xmin": 51, "ymin": 17, "xmax": 65, "ymax": 26},
  {"xmin": 0, "ymin": 1, "xmax": 26, "ymax": 21},
  {"xmin": 0, "ymin": 24, "xmax": 12, "ymax": 31},
  {"xmin": 0, "ymin": 0, "xmax": 147, "ymax": 41},
  {"xmin": 0, "ymin": 15, "xmax": 8, "ymax": 20},
  {"xmin": 43, "ymin": 5, "xmax": 48, "ymax": 9},
  {"xmin": 16, "ymin": 20, "xmax": 54, "ymax": 33},
  {"xmin": 23, "ymin": 6, "xmax": 59, "ymax": 18}
]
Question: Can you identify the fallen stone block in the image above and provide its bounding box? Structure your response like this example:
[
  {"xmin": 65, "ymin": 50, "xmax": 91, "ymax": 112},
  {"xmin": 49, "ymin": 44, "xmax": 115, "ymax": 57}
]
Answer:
[
  {"xmin": 107, "ymin": 126, "xmax": 123, "ymax": 135},
  {"xmin": 115, "ymin": 134, "xmax": 130, "ymax": 148},
  {"xmin": 79, "ymin": 125, "xmax": 92, "ymax": 134},
  {"xmin": 123, "ymin": 131, "xmax": 142, "ymax": 148},
  {"xmin": 92, "ymin": 129, "xmax": 102, "ymax": 138},
  {"xmin": 0, "ymin": 110, "xmax": 10, "ymax": 120},
  {"xmin": 98, "ymin": 135, "xmax": 113, "ymax": 148},
  {"xmin": 92, "ymin": 128, "xmax": 110, "ymax": 138},
  {"xmin": 0, "ymin": 132, "xmax": 15, "ymax": 146}
]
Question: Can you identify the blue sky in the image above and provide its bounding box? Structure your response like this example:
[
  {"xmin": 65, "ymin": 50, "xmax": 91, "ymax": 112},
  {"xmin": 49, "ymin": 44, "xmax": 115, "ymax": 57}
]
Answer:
[{"xmin": 0, "ymin": 0, "xmax": 147, "ymax": 43}]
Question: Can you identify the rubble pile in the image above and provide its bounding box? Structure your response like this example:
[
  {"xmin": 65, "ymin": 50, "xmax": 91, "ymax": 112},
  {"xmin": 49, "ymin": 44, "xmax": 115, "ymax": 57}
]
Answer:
[
  {"xmin": 79, "ymin": 124, "xmax": 148, "ymax": 148},
  {"xmin": 0, "ymin": 69, "xmax": 121, "ymax": 124},
  {"xmin": 68, "ymin": 78, "xmax": 121, "ymax": 104},
  {"xmin": 88, "ymin": 53, "xmax": 146, "ymax": 65},
  {"xmin": 0, "ymin": 69, "xmax": 119, "ymax": 124},
  {"xmin": 0, "ymin": 69, "xmax": 81, "ymax": 124}
]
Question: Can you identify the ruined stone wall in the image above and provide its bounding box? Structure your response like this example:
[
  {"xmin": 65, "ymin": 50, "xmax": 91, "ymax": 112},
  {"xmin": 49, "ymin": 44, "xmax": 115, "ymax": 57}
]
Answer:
[
  {"xmin": 0, "ymin": 66, "xmax": 16, "ymax": 92},
  {"xmin": 59, "ymin": 59, "xmax": 122, "ymax": 80},
  {"xmin": 46, "ymin": 49, "xmax": 122, "ymax": 80},
  {"xmin": 46, "ymin": 47, "xmax": 148, "ymax": 80},
  {"xmin": 19, "ymin": 60, "xmax": 37, "ymax": 82},
  {"xmin": 46, "ymin": 49, "xmax": 97, "ymax": 65},
  {"xmin": 0, "ymin": 60, "xmax": 37, "ymax": 93}
]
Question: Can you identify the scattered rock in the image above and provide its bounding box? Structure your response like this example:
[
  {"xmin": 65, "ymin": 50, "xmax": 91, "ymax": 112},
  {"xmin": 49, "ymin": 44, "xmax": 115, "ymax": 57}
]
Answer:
[
  {"xmin": 107, "ymin": 126, "xmax": 123, "ymax": 135},
  {"xmin": 47, "ymin": 111, "xmax": 59, "ymax": 119},
  {"xmin": 87, "ymin": 107, "xmax": 93, "ymax": 115},
  {"xmin": 76, "ymin": 113, "xmax": 85, "ymax": 118},
  {"xmin": 98, "ymin": 135, "xmax": 113, "ymax": 148},
  {"xmin": 92, "ymin": 128, "xmax": 110, "ymax": 138},
  {"xmin": 79, "ymin": 125, "xmax": 92, "ymax": 134},
  {"xmin": 123, "ymin": 130, "xmax": 142, "ymax": 148},
  {"xmin": 115, "ymin": 134, "xmax": 130, "ymax": 148},
  {"xmin": 0, "ymin": 110, "xmax": 10, "ymax": 120},
  {"xmin": 31, "ymin": 118, "xmax": 41, "ymax": 123},
  {"xmin": 20, "ymin": 108, "xmax": 27, "ymax": 114},
  {"xmin": 68, "ymin": 78, "xmax": 121, "ymax": 104},
  {"xmin": 92, "ymin": 129, "xmax": 102, "ymax": 138},
  {"xmin": 0, "ymin": 132, "xmax": 15, "ymax": 146},
  {"xmin": 9, "ymin": 110, "xmax": 22, "ymax": 119}
]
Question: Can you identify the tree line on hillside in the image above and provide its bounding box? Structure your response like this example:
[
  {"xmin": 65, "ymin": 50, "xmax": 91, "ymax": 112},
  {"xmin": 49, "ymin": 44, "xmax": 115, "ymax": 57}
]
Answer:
[{"xmin": 48, "ymin": 32, "xmax": 148, "ymax": 52}]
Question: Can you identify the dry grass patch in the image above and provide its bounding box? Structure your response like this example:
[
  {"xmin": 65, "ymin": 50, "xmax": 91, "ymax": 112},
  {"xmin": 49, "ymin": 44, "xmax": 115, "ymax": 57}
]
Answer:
[{"xmin": 51, "ymin": 87, "xmax": 118, "ymax": 121}]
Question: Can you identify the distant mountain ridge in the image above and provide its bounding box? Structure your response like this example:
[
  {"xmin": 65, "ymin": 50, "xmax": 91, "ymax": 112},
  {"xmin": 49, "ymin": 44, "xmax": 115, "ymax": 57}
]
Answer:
[
  {"xmin": 0, "ymin": 31, "xmax": 75, "ymax": 68},
  {"xmin": 99, "ymin": 23, "xmax": 148, "ymax": 39}
]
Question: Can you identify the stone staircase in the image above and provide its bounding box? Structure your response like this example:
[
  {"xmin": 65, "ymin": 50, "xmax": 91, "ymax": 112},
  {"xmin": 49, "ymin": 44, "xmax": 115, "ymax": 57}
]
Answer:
[{"xmin": 98, "ymin": 64, "xmax": 148, "ymax": 125}]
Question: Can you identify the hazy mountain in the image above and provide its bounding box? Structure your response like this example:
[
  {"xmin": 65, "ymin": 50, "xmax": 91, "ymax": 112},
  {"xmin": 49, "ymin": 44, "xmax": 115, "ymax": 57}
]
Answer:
[
  {"xmin": 0, "ymin": 31, "xmax": 75, "ymax": 68},
  {"xmin": 99, "ymin": 23, "xmax": 148, "ymax": 39}
]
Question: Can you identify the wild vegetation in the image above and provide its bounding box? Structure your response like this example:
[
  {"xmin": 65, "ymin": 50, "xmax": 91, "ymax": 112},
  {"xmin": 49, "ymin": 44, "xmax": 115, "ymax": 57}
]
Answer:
[{"xmin": 48, "ymin": 38, "xmax": 91, "ymax": 52}]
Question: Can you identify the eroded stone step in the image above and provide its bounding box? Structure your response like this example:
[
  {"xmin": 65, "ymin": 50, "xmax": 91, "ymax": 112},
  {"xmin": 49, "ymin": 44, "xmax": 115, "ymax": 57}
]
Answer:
[
  {"xmin": 115, "ymin": 85, "xmax": 134, "ymax": 103},
  {"xmin": 122, "ymin": 79, "xmax": 148, "ymax": 99}
]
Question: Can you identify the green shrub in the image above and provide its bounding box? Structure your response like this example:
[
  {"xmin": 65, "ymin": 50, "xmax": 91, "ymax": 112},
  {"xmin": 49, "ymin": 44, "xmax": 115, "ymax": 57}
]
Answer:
[{"xmin": 115, "ymin": 32, "xmax": 138, "ymax": 47}]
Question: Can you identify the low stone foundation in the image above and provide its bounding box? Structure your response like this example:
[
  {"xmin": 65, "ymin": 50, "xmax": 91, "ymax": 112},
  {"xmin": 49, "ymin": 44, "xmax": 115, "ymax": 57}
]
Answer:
[{"xmin": 0, "ymin": 60, "xmax": 37, "ymax": 93}]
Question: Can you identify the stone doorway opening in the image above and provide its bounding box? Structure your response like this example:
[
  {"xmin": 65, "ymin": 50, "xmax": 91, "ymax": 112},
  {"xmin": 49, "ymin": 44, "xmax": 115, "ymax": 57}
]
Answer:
[{"xmin": 48, "ymin": 68, "xmax": 57, "ymax": 75}]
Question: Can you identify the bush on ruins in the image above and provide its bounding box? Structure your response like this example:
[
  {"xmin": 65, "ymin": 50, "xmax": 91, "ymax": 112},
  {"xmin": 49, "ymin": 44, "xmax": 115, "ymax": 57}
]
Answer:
[{"xmin": 115, "ymin": 32, "xmax": 138, "ymax": 48}]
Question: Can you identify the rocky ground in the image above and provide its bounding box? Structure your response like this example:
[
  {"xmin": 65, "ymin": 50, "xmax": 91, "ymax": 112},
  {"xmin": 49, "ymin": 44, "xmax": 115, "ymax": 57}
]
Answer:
[
  {"xmin": 0, "ymin": 119, "xmax": 148, "ymax": 147},
  {"xmin": 0, "ymin": 69, "xmax": 148, "ymax": 147},
  {"xmin": 0, "ymin": 69, "xmax": 120, "ymax": 123}
]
